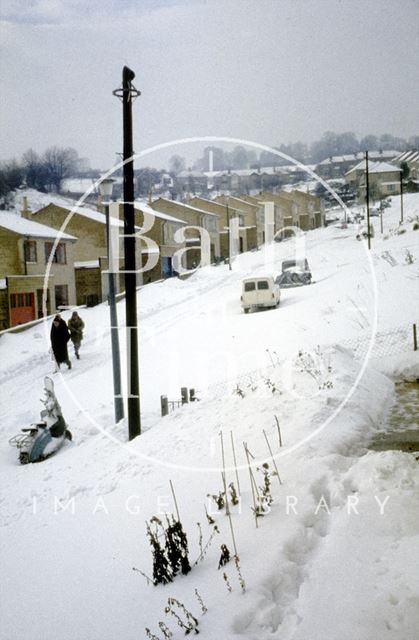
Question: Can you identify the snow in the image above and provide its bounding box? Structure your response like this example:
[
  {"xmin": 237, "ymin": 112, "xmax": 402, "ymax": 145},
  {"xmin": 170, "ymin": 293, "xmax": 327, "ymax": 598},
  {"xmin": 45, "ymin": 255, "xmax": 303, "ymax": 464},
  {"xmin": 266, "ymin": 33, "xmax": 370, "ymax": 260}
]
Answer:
[
  {"xmin": 346, "ymin": 160, "xmax": 401, "ymax": 176},
  {"xmin": 74, "ymin": 260, "xmax": 100, "ymax": 269},
  {"xmin": 0, "ymin": 193, "xmax": 419, "ymax": 639},
  {"xmin": 0, "ymin": 210, "xmax": 76, "ymax": 240},
  {"xmin": 135, "ymin": 201, "xmax": 187, "ymax": 224},
  {"xmin": 153, "ymin": 198, "xmax": 219, "ymax": 217}
]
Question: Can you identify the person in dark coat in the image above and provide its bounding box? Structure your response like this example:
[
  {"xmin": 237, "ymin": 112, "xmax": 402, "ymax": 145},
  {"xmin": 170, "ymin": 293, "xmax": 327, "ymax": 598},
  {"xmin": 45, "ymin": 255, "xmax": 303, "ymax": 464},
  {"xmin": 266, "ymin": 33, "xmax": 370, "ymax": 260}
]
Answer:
[
  {"xmin": 68, "ymin": 311, "xmax": 85, "ymax": 359},
  {"xmin": 50, "ymin": 314, "xmax": 71, "ymax": 370}
]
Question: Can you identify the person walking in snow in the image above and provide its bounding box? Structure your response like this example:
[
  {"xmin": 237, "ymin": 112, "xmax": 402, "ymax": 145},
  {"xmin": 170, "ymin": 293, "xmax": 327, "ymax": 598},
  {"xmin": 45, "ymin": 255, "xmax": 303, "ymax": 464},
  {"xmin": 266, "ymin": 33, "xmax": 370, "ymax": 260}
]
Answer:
[
  {"xmin": 68, "ymin": 310, "xmax": 85, "ymax": 360},
  {"xmin": 50, "ymin": 314, "xmax": 71, "ymax": 370}
]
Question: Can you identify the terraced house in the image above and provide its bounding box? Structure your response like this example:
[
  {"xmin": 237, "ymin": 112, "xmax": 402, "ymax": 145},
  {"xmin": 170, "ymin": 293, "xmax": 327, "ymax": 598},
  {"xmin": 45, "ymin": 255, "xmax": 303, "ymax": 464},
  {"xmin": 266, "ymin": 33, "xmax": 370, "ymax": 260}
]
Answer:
[
  {"xmin": 21, "ymin": 199, "xmax": 131, "ymax": 306},
  {"xmin": 213, "ymin": 195, "xmax": 263, "ymax": 250},
  {"xmin": 0, "ymin": 211, "xmax": 76, "ymax": 329},
  {"xmin": 150, "ymin": 198, "xmax": 220, "ymax": 267},
  {"xmin": 121, "ymin": 202, "xmax": 187, "ymax": 282},
  {"xmin": 187, "ymin": 196, "xmax": 252, "ymax": 259}
]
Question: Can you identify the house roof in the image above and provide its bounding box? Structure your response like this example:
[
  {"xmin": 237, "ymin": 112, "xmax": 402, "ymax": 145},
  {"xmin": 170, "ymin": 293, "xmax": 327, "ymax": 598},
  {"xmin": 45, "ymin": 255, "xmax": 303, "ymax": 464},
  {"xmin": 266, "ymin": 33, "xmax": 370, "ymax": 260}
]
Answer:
[
  {"xmin": 176, "ymin": 170, "xmax": 207, "ymax": 179},
  {"xmin": 319, "ymin": 150, "xmax": 398, "ymax": 166},
  {"xmin": 151, "ymin": 198, "xmax": 219, "ymax": 218},
  {"xmin": 188, "ymin": 197, "xmax": 243, "ymax": 214},
  {"xmin": 0, "ymin": 211, "xmax": 77, "ymax": 240},
  {"xmin": 369, "ymin": 162, "xmax": 401, "ymax": 174},
  {"xmin": 134, "ymin": 201, "xmax": 186, "ymax": 224},
  {"xmin": 225, "ymin": 196, "xmax": 260, "ymax": 209},
  {"xmin": 345, "ymin": 160, "xmax": 401, "ymax": 175},
  {"xmin": 33, "ymin": 203, "xmax": 125, "ymax": 228},
  {"xmin": 394, "ymin": 150, "xmax": 419, "ymax": 163},
  {"xmin": 205, "ymin": 166, "xmax": 286, "ymax": 178}
]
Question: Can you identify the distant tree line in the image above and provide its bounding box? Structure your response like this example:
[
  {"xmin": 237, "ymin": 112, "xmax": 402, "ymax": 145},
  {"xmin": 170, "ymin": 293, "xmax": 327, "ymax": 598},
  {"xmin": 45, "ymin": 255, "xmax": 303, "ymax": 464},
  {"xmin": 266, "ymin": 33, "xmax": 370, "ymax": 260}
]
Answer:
[
  {"xmin": 168, "ymin": 132, "xmax": 419, "ymax": 175},
  {"xmin": 0, "ymin": 147, "xmax": 89, "ymax": 206}
]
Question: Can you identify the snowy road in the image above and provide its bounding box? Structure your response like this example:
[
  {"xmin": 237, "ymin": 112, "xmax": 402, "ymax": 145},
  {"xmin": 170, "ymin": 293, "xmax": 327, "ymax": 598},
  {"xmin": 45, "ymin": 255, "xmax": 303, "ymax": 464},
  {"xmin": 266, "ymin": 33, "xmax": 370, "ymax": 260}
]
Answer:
[{"xmin": 1, "ymin": 195, "xmax": 419, "ymax": 639}]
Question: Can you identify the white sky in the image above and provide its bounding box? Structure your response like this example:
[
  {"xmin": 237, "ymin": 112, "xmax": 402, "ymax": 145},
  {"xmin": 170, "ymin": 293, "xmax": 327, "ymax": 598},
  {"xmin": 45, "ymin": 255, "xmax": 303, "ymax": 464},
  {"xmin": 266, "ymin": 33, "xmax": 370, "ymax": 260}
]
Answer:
[{"xmin": 1, "ymin": 0, "xmax": 418, "ymax": 169}]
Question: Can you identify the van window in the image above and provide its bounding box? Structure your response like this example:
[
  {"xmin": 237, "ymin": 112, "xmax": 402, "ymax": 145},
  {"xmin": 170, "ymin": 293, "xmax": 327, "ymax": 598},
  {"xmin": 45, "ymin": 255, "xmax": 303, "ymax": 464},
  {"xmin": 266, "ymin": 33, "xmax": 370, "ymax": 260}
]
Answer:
[
  {"xmin": 244, "ymin": 282, "xmax": 256, "ymax": 292},
  {"xmin": 257, "ymin": 281, "xmax": 269, "ymax": 290}
]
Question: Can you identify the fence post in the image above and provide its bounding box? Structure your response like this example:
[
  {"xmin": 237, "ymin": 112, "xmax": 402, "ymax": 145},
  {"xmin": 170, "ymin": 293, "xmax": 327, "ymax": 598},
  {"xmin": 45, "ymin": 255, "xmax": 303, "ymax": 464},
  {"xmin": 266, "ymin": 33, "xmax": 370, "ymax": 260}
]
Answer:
[
  {"xmin": 181, "ymin": 387, "xmax": 189, "ymax": 404},
  {"xmin": 161, "ymin": 395, "xmax": 168, "ymax": 416},
  {"xmin": 414, "ymin": 324, "xmax": 418, "ymax": 352}
]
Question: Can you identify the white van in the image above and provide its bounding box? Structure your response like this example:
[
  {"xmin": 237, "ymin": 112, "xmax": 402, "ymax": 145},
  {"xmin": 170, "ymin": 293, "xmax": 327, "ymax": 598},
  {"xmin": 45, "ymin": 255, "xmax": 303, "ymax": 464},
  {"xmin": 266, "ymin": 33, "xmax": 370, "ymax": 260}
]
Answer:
[{"xmin": 241, "ymin": 275, "xmax": 280, "ymax": 314}]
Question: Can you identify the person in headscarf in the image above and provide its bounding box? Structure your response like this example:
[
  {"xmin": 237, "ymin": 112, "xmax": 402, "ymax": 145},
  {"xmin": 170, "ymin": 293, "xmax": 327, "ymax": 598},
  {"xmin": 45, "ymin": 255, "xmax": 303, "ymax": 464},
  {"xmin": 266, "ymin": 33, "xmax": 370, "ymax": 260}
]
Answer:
[{"xmin": 50, "ymin": 314, "xmax": 71, "ymax": 370}]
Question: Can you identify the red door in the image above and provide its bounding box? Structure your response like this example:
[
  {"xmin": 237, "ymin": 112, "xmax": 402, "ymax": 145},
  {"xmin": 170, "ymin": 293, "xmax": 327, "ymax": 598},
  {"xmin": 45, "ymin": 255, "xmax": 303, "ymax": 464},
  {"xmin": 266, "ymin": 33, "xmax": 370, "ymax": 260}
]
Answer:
[{"xmin": 10, "ymin": 292, "xmax": 36, "ymax": 326}]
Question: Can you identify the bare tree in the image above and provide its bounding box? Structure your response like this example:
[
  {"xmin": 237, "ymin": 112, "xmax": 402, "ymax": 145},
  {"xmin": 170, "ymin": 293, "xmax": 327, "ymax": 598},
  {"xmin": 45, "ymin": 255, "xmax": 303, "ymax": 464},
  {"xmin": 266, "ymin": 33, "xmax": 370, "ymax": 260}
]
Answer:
[
  {"xmin": 22, "ymin": 149, "xmax": 49, "ymax": 192},
  {"xmin": 0, "ymin": 159, "xmax": 24, "ymax": 207},
  {"xmin": 43, "ymin": 146, "xmax": 79, "ymax": 192}
]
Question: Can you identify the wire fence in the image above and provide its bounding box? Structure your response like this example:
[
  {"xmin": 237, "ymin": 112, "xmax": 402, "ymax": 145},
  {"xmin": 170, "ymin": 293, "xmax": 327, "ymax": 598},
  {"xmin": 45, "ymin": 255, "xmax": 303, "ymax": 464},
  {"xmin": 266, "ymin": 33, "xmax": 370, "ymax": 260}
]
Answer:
[
  {"xmin": 340, "ymin": 324, "xmax": 414, "ymax": 360},
  {"xmin": 202, "ymin": 323, "xmax": 416, "ymax": 401}
]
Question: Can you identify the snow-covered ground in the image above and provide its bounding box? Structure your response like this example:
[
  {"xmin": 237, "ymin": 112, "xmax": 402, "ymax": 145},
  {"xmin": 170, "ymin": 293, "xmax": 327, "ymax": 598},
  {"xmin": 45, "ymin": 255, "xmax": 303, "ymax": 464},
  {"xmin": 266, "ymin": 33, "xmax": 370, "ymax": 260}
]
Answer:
[{"xmin": 1, "ymin": 194, "xmax": 418, "ymax": 639}]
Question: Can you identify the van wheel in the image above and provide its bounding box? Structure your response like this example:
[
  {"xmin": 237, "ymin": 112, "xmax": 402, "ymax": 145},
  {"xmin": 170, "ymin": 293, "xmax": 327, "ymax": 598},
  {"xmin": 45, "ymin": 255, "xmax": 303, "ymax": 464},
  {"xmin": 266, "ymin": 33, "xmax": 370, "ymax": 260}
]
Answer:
[{"xmin": 244, "ymin": 308, "xmax": 249, "ymax": 314}]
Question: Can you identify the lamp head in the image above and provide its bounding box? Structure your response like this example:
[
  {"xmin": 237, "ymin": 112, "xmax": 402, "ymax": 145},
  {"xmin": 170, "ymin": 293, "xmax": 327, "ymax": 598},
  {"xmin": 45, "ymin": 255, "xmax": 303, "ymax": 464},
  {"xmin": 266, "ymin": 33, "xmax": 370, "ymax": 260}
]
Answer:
[{"xmin": 98, "ymin": 178, "xmax": 116, "ymax": 199}]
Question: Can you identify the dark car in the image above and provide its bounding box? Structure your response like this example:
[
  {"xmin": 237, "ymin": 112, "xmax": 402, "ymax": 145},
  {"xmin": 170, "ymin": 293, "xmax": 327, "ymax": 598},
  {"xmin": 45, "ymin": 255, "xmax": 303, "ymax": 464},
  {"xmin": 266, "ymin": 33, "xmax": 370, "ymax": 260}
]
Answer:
[{"xmin": 275, "ymin": 259, "xmax": 312, "ymax": 286}]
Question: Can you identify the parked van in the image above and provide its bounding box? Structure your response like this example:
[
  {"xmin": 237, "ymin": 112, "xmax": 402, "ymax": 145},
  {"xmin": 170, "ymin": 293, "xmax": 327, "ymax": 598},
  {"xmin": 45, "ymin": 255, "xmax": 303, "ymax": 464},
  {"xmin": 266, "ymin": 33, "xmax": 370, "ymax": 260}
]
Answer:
[{"xmin": 241, "ymin": 276, "xmax": 280, "ymax": 314}]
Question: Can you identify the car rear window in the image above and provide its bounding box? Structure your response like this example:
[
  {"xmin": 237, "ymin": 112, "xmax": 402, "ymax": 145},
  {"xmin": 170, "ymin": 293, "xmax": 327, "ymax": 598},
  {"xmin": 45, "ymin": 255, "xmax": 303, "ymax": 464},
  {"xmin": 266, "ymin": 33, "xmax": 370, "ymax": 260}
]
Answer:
[
  {"xmin": 244, "ymin": 282, "xmax": 256, "ymax": 292},
  {"xmin": 257, "ymin": 281, "xmax": 269, "ymax": 290}
]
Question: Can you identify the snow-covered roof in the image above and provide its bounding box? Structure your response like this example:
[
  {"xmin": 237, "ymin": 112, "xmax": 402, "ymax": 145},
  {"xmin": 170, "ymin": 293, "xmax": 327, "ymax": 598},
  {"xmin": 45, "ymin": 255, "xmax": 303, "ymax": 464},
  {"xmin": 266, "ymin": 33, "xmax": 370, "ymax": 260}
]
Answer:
[
  {"xmin": 226, "ymin": 196, "xmax": 260, "ymax": 208},
  {"xmin": 189, "ymin": 197, "xmax": 243, "ymax": 213},
  {"xmin": 393, "ymin": 150, "xmax": 419, "ymax": 163},
  {"xmin": 346, "ymin": 160, "xmax": 401, "ymax": 175},
  {"xmin": 369, "ymin": 162, "xmax": 401, "ymax": 174},
  {"xmin": 32, "ymin": 202, "xmax": 125, "ymax": 228},
  {"xmin": 13, "ymin": 188, "xmax": 82, "ymax": 215},
  {"xmin": 0, "ymin": 211, "xmax": 76, "ymax": 240},
  {"xmin": 319, "ymin": 150, "xmax": 398, "ymax": 166},
  {"xmin": 134, "ymin": 202, "xmax": 186, "ymax": 224},
  {"xmin": 152, "ymin": 198, "xmax": 219, "ymax": 218},
  {"xmin": 176, "ymin": 170, "xmax": 207, "ymax": 179},
  {"xmin": 205, "ymin": 166, "xmax": 287, "ymax": 178}
]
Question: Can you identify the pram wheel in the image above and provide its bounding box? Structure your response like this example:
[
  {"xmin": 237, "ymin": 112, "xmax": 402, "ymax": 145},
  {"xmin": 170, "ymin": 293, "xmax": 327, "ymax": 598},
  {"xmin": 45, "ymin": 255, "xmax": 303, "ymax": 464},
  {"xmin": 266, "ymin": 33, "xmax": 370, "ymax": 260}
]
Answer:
[{"xmin": 19, "ymin": 452, "xmax": 30, "ymax": 465}]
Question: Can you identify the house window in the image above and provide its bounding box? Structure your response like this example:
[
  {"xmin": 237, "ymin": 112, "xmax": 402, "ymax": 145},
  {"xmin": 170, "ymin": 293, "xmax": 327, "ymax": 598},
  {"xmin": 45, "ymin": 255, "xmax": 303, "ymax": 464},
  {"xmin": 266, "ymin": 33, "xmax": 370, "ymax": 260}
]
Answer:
[
  {"xmin": 55, "ymin": 285, "xmax": 69, "ymax": 309},
  {"xmin": 24, "ymin": 240, "xmax": 37, "ymax": 263},
  {"xmin": 204, "ymin": 216, "xmax": 218, "ymax": 233},
  {"xmin": 10, "ymin": 292, "xmax": 34, "ymax": 308},
  {"xmin": 45, "ymin": 242, "xmax": 67, "ymax": 264}
]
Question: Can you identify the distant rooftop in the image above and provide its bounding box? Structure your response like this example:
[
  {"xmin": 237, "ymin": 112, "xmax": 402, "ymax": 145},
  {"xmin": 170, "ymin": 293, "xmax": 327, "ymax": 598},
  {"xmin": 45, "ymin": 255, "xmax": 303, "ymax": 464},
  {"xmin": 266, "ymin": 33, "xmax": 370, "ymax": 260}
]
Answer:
[{"xmin": 319, "ymin": 150, "xmax": 398, "ymax": 166}]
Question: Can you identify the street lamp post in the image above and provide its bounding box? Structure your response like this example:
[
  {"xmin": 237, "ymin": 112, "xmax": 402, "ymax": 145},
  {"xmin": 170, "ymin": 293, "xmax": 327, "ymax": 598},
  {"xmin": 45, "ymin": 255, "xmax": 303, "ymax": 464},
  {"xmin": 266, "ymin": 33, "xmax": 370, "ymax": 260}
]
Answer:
[
  {"xmin": 99, "ymin": 178, "xmax": 124, "ymax": 424},
  {"xmin": 226, "ymin": 196, "xmax": 232, "ymax": 271}
]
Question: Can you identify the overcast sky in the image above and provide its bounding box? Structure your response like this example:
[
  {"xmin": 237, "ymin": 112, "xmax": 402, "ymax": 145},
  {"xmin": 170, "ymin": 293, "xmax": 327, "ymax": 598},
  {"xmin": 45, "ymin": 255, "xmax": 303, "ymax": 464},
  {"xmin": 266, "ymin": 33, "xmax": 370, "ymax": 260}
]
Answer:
[{"xmin": 1, "ymin": 0, "xmax": 418, "ymax": 169}]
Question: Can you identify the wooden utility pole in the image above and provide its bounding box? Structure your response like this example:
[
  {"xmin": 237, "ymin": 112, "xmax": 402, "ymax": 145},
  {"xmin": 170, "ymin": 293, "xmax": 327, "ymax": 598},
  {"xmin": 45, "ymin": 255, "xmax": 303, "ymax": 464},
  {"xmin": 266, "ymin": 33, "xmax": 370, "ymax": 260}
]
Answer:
[{"xmin": 114, "ymin": 66, "xmax": 141, "ymax": 440}]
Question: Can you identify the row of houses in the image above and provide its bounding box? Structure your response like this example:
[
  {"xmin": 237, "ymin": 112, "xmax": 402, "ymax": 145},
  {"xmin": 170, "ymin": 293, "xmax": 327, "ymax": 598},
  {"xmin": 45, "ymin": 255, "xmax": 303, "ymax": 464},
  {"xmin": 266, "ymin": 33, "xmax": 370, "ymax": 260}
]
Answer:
[
  {"xmin": 173, "ymin": 164, "xmax": 311, "ymax": 195},
  {"xmin": 344, "ymin": 160, "xmax": 402, "ymax": 200},
  {"xmin": 317, "ymin": 148, "xmax": 419, "ymax": 201},
  {"xmin": 0, "ymin": 189, "xmax": 323, "ymax": 330}
]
